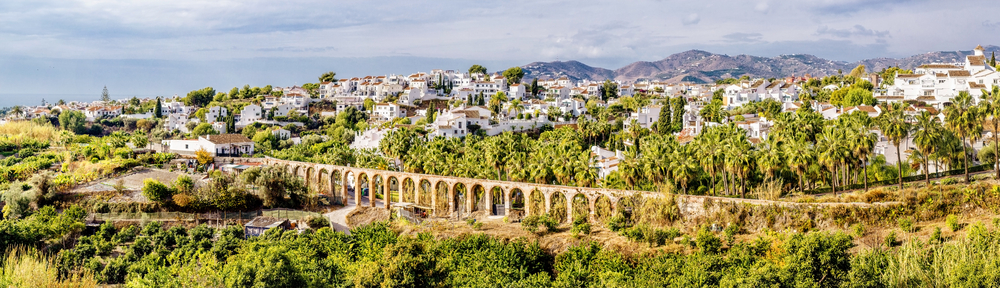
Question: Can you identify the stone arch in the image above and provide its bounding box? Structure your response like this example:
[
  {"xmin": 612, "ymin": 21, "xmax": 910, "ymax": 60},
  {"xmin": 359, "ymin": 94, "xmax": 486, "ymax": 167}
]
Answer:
[
  {"xmin": 388, "ymin": 176, "xmax": 400, "ymax": 202},
  {"xmin": 617, "ymin": 194, "xmax": 637, "ymax": 222},
  {"xmin": 373, "ymin": 175, "xmax": 385, "ymax": 207},
  {"xmin": 318, "ymin": 168, "xmax": 330, "ymax": 194},
  {"xmin": 401, "ymin": 177, "xmax": 416, "ymax": 203},
  {"xmin": 305, "ymin": 166, "xmax": 316, "ymax": 189},
  {"xmin": 291, "ymin": 165, "xmax": 302, "ymax": 180},
  {"xmin": 490, "ymin": 186, "xmax": 505, "ymax": 215},
  {"xmin": 594, "ymin": 194, "xmax": 614, "ymax": 223},
  {"xmin": 470, "ymin": 184, "xmax": 487, "ymax": 213},
  {"xmin": 528, "ymin": 189, "xmax": 545, "ymax": 217},
  {"xmin": 434, "ymin": 181, "xmax": 450, "ymax": 217},
  {"xmin": 331, "ymin": 170, "xmax": 343, "ymax": 200},
  {"xmin": 453, "ymin": 183, "xmax": 468, "ymax": 218},
  {"xmin": 549, "ymin": 191, "xmax": 568, "ymax": 223},
  {"xmin": 419, "ymin": 179, "xmax": 433, "ymax": 207},
  {"xmin": 509, "ymin": 188, "xmax": 525, "ymax": 211},
  {"xmin": 357, "ymin": 172, "xmax": 370, "ymax": 199},
  {"xmin": 572, "ymin": 193, "xmax": 590, "ymax": 223}
]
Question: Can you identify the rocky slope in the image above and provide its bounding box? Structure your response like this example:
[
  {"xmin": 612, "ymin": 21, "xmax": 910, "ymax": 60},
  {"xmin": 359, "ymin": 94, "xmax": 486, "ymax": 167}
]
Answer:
[{"xmin": 521, "ymin": 45, "xmax": 1000, "ymax": 83}]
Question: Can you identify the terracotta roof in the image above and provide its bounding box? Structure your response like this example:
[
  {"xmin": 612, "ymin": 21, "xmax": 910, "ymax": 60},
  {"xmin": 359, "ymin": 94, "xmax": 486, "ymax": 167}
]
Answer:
[
  {"xmin": 207, "ymin": 134, "xmax": 252, "ymax": 144},
  {"xmin": 976, "ymin": 45, "xmax": 985, "ymax": 50},
  {"xmin": 949, "ymin": 70, "xmax": 971, "ymax": 77},
  {"xmin": 970, "ymin": 82, "xmax": 987, "ymax": 89},
  {"xmin": 896, "ymin": 74, "xmax": 922, "ymax": 78},
  {"xmin": 968, "ymin": 55, "xmax": 987, "ymax": 65},
  {"xmin": 916, "ymin": 96, "xmax": 937, "ymax": 101},
  {"xmin": 918, "ymin": 64, "xmax": 960, "ymax": 69}
]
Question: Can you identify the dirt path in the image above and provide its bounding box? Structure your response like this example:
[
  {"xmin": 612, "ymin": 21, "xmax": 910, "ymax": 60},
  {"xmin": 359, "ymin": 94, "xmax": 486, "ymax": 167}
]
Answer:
[{"xmin": 324, "ymin": 197, "xmax": 386, "ymax": 234}]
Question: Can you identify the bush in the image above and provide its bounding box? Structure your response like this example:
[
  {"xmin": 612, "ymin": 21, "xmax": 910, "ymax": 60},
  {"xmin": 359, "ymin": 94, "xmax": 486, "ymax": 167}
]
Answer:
[
  {"xmin": 946, "ymin": 214, "xmax": 960, "ymax": 232},
  {"xmin": 142, "ymin": 221, "xmax": 162, "ymax": 236},
  {"xmin": 606, "ymin": 214, "xmax": 628, "ymax": 232},
  {"xmin": 113, "ymin": 225, "xmax": 139, "ymax": 243},
  {"xmin": 941, "ymin": 178, "xmax": 958, "ymax": 185},
  {"xmin": 465, "ymin": 218, "xmax": 476, "ymax": 226},
  {"xmin": 539, "ymin": 214, "xmax": 558, "ymax": 232},
  {"xmin": 570, "ymin": 221, "xmax": 591, "ymax": 237},
  {"xmin": 472, "ymin": 222, "xmax": 483, "ymax": 230},
  {"xmin": 884, "ymin": 231, "xmax": 897, "ymax": 247},
  {"xmin": 521, "ymin": 215, "xmax": 539, "ymax": 233},
  {"xmin": 724, "ymin": 223, "xmax": 740, "ymax": 244},
  {"xmin": 141, "ymin": 179, "xmax": 173, "ymax": 202},
  {"xmin": 930, "ymin": 227, "xmax": 942, "ymax": 244},
  {"xmin": 898, "ymin": 218, "xmax": 914, "ymax": 233},
  {"xmin": 696, "ymin": 227, "xmax": 722, "ymax": 253},
  {"xmin": 306, "ymin": 216, "xmax": 330, "ymax": 229}
]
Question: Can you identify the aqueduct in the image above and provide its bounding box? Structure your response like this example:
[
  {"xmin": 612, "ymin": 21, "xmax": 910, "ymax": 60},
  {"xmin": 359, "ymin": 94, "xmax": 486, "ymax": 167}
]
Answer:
[
  {"xmin": 225, "ymin": 157, "xmax": 878, "ymax": 223},
  {"xmin": 250, "ymin": 158, "xmax": 634, "ymax": 222}
]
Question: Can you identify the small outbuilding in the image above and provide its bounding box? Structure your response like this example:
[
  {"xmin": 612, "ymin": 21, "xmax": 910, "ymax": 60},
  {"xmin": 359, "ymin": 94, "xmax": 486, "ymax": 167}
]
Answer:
[{"xmin": 244, "ymin": 216, "xmax": 291, "ymax": 237}]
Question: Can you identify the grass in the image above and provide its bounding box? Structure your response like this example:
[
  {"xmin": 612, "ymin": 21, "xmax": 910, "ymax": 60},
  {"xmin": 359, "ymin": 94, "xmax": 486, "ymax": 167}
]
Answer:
[{"xmin": 1, "ymin": 246, "xmax": 97, "ymax": 288}]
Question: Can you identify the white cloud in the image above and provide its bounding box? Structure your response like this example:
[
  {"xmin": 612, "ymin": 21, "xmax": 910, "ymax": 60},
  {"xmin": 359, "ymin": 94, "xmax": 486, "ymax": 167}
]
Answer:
[{"xmin": 683, "ymin": 13, "xmax": 701, "ymax": 25}]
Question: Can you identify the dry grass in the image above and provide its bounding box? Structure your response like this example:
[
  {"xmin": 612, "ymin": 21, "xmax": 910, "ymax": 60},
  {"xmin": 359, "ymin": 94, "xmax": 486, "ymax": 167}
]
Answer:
[
  {"xmin": 0, "ymin": 121, "xmax": 63, "ymax": 145},
  {"xmin": 0, "ymin": 246, "xmax": 97, "ymax": 288}
]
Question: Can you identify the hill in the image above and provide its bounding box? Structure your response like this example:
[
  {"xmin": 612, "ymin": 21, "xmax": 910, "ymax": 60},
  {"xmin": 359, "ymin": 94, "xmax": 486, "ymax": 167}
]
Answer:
[{"xmin": 521, "ymin": 45, "xmax": 1000, "ymax": 83}]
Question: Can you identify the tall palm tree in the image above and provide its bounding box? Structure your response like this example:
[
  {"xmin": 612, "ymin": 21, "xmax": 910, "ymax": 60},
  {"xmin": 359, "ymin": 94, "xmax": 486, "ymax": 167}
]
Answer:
[
  {"xmin": 980, "ymin": 85, "xmax": 1000, "ymax": 179},
  {"xmin": 817, "ymin": 126, "xmax": 847, "ymax": 195},
  {"xmin": 912, "ymin": 111, "xmax": 943, "ymax": 186},
  {"xmin": 945, "ymin": 91, "xmax": 983, "ymax": 183},
  {"xmin": 671, "ymin": 145, "xmax": 699, "ymax": 194},
  {"xmin": 696, "ymin": 131, "xmax": 723, "ymax": 195},
  {"xmin": 848, "ymin": 120, "xmax": 877, "ymax": 191},
  {"xmin": 756, "ymin": 138, "xmax": 784, "ymax": 182},
  {"xmin": 879, "ymin": 102, "xmax": 911, "ymax": 190},
  {"xmin": 785, "ymin": 139, "xmax": 814, "ymax": 192}
]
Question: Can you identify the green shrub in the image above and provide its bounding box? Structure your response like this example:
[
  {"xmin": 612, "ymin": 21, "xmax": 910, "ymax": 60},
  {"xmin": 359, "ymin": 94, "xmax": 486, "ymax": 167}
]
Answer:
[
  {"xmin": 696, "ymin": 227, "xmax": 722, "ymax": 253},
  {"xmin": 465, "ymin": 218, "xmax": 476, "ymax": 226},
  {"xmin": 884, "ymin": 231, "xmax": 897, "ymax": 247},
  {"xmin": 472, "ymin": 222, "xmax": 483, "ymax": 230},
  {"xmin": 930, "ymin": 227, "xmax": 942, "ymax": 244},
  {"xmin": 539, "ymin": 214, "xmax": 558, "ymax": 232},
  {"xmin": 724, "ymin": 223, "xmax": 740, "ymax": 244},
  {"xmin": 112, "ymin": 225, "xmax": 139, "ymax": 243},
  {"xmin": 570, "ymin": 221, "xmax": 591, "ymax": 237},
  {"xmin": 307, "ymin": 216, "xmax": 330, "ymax": 229},
  {"xmin": 142, "ymin": 221, "xmax": 162, "ymax": 236},
  {"xmin": 941, "ymin": 178, "xmax": 958, "ymax": 185},
  {"xmin": 141, "ymin": 179, "xmax": 173, "ymax": 202},
  {"xmin": 521, "ymin": 215, "xmax": 539, "ymax": 233},
  {"xmin": 946, "ymin": 214, "xmax": 960, "ymax": 232},
  {"xmin": 898, "ymin": 218, "xmax": 914, "ymax": 233},
  {"xmin": 606, "ymin": 214, "xmax": 628, "ymax": 232}
]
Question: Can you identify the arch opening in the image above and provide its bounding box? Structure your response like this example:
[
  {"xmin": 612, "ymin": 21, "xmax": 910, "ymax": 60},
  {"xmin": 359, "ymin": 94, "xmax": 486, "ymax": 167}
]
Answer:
[
  {"xmin": 434, "ymin": 181, "xmax": 450, "ymax": 217},
  {"xmin": 453, "ymin": 183, "xmax": 468, "ymax": 218},
  {"xmin": 594, "ymin": 195, "xmax": 613, "ymax": 223},
  {"xmin": 528, "ymin": 189, "xmax": 545, "ymax": 217},
  {"xmin": 402, "ymin": 178, "xmax": 415, "ymax": 203},
  {"xmin": 388, "ymin": 176, "xmax": 400, "ymax": 202},
  {"xmin": 549, "ymin": 191, "xmax": 567, "ymax": 223},
  {"xmin": 572, "ymin": 194, "xmax": 590, "ymax": 223}
]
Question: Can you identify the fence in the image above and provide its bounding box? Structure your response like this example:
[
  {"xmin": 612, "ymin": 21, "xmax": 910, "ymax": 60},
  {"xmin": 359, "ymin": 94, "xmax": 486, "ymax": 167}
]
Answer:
[
  {"xmin": 804, "ymin": 164, "xmax": 994, "ymax": 194},
  {"xmin": 87, "ymin": 208, "xmax": 322, "ymax": 223}
]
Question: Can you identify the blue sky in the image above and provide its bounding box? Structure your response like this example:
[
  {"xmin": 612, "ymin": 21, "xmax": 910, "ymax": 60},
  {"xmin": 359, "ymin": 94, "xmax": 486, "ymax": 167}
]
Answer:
[{"xmin": 1, "ymin": 0, "xmax": 998, "ymax": 99}]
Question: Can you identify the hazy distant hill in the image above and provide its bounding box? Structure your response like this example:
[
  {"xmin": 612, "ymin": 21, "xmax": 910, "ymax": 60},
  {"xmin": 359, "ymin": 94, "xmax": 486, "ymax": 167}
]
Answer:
[{"xmin": 521, "ymin": 45, "xmax": 1000, "ymax": 83}]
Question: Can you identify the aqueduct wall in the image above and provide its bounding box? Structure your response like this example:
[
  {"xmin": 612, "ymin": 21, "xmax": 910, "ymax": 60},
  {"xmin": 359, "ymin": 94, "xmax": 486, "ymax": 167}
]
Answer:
[{"xmin": 220, "ymin": 157, "xmax": 879, "ymax": 222}]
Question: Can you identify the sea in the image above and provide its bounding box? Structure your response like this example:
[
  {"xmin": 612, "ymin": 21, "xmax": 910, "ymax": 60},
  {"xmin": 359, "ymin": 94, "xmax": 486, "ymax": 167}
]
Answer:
[{"xmin": 0, "ymin": 93, "xmax": 164, "ymax": 108}]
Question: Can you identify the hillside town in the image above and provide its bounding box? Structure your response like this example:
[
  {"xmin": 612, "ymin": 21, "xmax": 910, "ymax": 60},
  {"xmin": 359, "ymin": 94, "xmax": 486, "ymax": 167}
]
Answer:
[{"xmin": 5, "ymin": 45, "xmax": 997, "ymax": 182}]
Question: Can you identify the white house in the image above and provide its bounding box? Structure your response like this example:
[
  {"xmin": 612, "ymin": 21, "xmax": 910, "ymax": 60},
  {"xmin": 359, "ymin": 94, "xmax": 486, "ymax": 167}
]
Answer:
[
  {"xmin": 373, "ymin": 103, "xmax": 406, "ymax": 121},
  {"xmin": 205, "ymin": 106, "xmax": 228, "ymax": 122},
  {"xmin": 212, "ymin": 122, "xmax": 227, "ymax": 134},
  {"xmin": 272, "ymin": 128, "xmax": 291, "ymax": 140},
  {"xmin": 163, "ymin": 134, "xmax": 254, "ymax": 156},
  {"xmin": 164, "ymin": 113, "xmax": 190, "ymax": 133},
  {"xmin": 238, "ymin": 104, "xmax": 262, "ymax": 127},
  {"xmin": 623, "ymin": 105, "xmax": 663, "ymax": 130}
]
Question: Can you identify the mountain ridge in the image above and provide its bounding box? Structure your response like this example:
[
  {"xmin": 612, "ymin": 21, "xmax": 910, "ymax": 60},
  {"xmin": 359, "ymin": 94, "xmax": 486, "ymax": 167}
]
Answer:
[{"xmin": 521, "ymin": 46, "xmax": 1000, "ymax": 84}]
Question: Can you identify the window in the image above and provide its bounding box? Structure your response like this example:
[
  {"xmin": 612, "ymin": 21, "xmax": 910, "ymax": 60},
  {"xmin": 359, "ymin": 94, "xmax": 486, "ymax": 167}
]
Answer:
[{"xmin": 185, "ymin": 144, "xmax": 189, "ymax": 149}]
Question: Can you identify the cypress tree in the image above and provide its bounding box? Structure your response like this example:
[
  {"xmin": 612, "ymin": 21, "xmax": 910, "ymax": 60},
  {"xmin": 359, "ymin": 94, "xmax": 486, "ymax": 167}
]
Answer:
[
  {"xmin": 154, "ymin": 97, "xmax": 162, "ymax": 118},
  {"xmin": 991, "ymin": 51, "xmax": 996, "ymax": 67},
  {"xmin": 657, "ymin": 103, "xmax": 672, "ymax": 134}
]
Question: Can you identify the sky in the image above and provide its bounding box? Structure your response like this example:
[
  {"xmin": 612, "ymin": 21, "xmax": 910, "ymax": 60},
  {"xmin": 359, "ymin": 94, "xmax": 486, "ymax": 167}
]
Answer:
[{"xmin": 1, "ymin": 0, "xmax": 999, "ymax": 104}]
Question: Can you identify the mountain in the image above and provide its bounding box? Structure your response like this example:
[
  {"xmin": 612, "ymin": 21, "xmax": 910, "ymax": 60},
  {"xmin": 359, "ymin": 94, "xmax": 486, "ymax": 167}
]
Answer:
[{"xmin": 520, "ymin": 45, "xmax": 1000, "ymax": 83}]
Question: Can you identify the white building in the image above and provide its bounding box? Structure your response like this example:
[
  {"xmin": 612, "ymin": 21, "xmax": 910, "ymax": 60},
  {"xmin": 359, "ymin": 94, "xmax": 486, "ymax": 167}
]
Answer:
[
  {"xmin": 162, "ymin": 134, "xmax": 254, "ymax": 156},
  {"xmin": 164, "ymin": 113, "xmax": 190, "ymax": 133},
  {"xmin": 373, "ymin": 103, "xmax": 406, "ymax": 121},
  {"xmin": 237, "ymin": 104, "xmax": 262, "ymax": 127},
  {"xmin": 205, "ymin": 106, "xmax": 228, "ymax": 122}
]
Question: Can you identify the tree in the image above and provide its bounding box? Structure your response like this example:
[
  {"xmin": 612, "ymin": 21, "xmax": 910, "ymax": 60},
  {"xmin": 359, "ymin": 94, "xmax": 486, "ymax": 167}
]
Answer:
[
  {"xmin": 101, "ymin": 86, "xmax": 110, "ymax": 102},
  {"xmin": 912, "ymin": 111, "xmax": 943, "ymax": 187},
  {"xmin": 469, "ymin": 64, "xmax": 487, "ymax": 76},
  {"xmin": 154, "ymin": 97, "xmax": 163, "ymax": 118},
  {"xmin": 945, "ymin": 91, "xmax": 982, "ymax": 183},
  {"xmin": 195, "ymin": 148, "xmax": 214, "ymax": 167},
  {"xmin": 142, "ymin": 179, "xmax": 173, "ymax": 202},
  {"xmin": 601, "ymin": 80, "xmax": 618, "ymax": 102},
  {"xmin": 58, "ymin": 110, "xmax": 87, "ymax": 134},
  {"xmin": 879, "ymin": 102, "xmax": 911, "ymax": 190},
  {"xmin": 530, "ymin": 78, "xmax": 540, "ymax": 97},
  {"xmin": 503, "ymin": 67, "xmax": 525, "ymax": 86},
  {"xmin": 319, "ymin": 71, "xmax": 337, "ymax": 83},
  {"xmin": 980, "ymin": 85, "xmax": 1000, "ymax": 179},
  {"xmin": 363, "ymin": 98, "xmax": 375, "ymax": 111},
  {"xmin": 992, "ymin": 51, "xmax": 996, "ymax": 68},
  {"xmin": 184, "ymin": 87, "xmax": 216, "ymax": 107},
  {"xmin": 656, "ymin": 105, "xmax": 672, "ymax": 134},
  {"xmin": 192, "ymin": 123, "xmax": 217, "ymax": 137},
  {"xmin": 848, "ymin": 65, "xmax": 866, "ymax": 79}
]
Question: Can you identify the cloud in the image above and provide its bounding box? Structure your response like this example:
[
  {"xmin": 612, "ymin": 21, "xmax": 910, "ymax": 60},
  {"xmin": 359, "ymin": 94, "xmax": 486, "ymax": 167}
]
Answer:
[
  {"xmin": 816, "ymin": 25, "xmax": 890, "ymax": 38},
  {"xmin": 755, "ymin": 1, "xmax": 769, "ymax": 12},
  {"xmin": 723, "ymin": 33, "xmax": 763, "ymax": 43},
  {"xmin": 809, "ymin": 0, "xmax": 920, "ymax": 15},
  {"xmin": 984, "ymin": 21, "xmax": 1000, "ymax": 29},
  {"xmin": 682, "ymin": 13, "xmax": 700, "ymax": 25}
]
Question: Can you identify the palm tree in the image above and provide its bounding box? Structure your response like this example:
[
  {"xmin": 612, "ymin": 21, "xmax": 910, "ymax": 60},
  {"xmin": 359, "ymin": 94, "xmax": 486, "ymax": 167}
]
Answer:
[
  {"xmin": 980, "ymin": 85, "xmax": 1000, "ymax": 179},
  {"xmin": 785, "ymin": 139, "xmax": 814, "ymax": 192},
  {"xmin": 912, "ymin": 111, "xmax": 943, "ymax": 186},
  {"xmin": 879, "ymin": 102, "xmax": 911, "ymax": 190},
  {"xmin": 945, "ymin": 91, "xmax": 983, "ymax": 183},
  {"xmin": 817, "ymin": 126, "xmax": 847, "ymax": 195},
  {"xmin": 848, "ymin": 120, "xmax": 877, "ymax": 191},
  {"xmin": 696, "ymin": 131, "xmax": 723, "ymax": 195},
  {"xmin": 756, "ymin": 138, "xmax": 784, "ymax": 182},
  {"xmin": 671, "ymin": 145, "xmax": 699, "ymax": 194}
]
